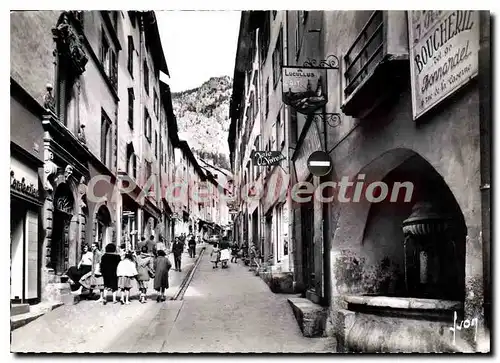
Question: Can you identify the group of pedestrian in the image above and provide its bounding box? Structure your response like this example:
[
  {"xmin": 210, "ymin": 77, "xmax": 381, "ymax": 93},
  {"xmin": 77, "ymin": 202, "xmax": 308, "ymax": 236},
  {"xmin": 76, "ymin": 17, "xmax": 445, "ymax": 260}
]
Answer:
[
  {"xmin": 66, "ymin": 237, "xmax": 173, "ymax": 304},
  {"xmin": 210, "ymin": 238, "xmax": 232, "ymax": 269}
]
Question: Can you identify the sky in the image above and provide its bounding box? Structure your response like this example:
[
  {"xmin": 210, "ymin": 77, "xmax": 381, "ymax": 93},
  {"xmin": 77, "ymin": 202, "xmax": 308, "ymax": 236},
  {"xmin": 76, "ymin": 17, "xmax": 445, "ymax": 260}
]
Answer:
[{"xmin": 156, "ymin": 11, "xmax": 241, "ymax": 92}]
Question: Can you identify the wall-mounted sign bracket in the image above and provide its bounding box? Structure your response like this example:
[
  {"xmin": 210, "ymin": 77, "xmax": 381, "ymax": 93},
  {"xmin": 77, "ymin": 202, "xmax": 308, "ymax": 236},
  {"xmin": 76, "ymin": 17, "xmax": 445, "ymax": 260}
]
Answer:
[
  {"xmin": 311, "ymin": 112, "xmax": 342, "ymax": 128},
  {"xmin": 301, "ymin": 54, "xmax": 340, "ymax": 70}
]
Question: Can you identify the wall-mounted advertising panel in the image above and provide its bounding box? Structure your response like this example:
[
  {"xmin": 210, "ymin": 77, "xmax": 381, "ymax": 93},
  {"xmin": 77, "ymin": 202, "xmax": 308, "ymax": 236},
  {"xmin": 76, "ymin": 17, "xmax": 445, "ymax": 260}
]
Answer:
[{"xmin": 408, "ymin": 10, "xmax": 479, "ymax": 120}]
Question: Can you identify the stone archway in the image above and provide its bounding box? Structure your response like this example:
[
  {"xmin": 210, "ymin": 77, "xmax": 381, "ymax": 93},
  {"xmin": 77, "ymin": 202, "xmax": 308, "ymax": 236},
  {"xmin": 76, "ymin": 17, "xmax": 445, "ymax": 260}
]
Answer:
[
  {"xmin": 51, "ymin": 183, "xmax": 75, "ymax": 275},
  {"xmin": 332, "ymin": 148, "xmax": 467, "ymax": 300}
]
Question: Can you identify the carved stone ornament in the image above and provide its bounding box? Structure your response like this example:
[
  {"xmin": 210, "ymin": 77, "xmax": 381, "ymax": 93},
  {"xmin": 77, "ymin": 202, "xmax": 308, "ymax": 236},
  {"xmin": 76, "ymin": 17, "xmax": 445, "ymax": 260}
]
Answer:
[
  {"xmin": 52, "ymin": 12, "xmax": 88, "ymax": 75},
  {"xmin": 43, "ymin": 160, "xmax": 59, "ymax": 192},
  {"xmin": 64, "ymin": 165, "xmax": 74, "ymax": 181},
  {"xmin": 43, "ymin": 83, "xmax": 56, "ymax": 113},
  {"xmin": 77, "ymin": 124, "xmax": 86, "ymax": 144},
  {"xmin": 77, "ymin": 176, "xmax": 87, "ymax": 209}
]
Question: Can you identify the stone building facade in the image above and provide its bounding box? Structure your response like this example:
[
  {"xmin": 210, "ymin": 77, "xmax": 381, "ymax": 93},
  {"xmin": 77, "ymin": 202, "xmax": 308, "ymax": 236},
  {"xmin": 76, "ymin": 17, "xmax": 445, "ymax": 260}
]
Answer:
[
  {"xmin": 10, "ymin": 10, "xmax": 180, "ymax": 304},
  {"xmin": 229, "ymin": 12, "xmax": 294, "ymax": 291},
  {"xmin": 229, "ymin": 10, "xmax": 491, "ymax": 352}
]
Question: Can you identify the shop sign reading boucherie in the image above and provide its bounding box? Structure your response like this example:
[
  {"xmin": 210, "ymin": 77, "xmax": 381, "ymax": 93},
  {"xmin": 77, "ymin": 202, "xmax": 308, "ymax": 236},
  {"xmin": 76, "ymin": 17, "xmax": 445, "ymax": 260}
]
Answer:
[{"xmin": 408, "ymin": 10, "xmax": 479, "ymax": 120}]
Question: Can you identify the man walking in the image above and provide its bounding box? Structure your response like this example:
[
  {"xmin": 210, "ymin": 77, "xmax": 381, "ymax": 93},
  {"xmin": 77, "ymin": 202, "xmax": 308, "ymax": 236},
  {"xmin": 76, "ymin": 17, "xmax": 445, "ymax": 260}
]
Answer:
[
  {"xmin": 188, "ymin": 234, "xmax": 196, "ymax": 258},
  {"xmin": 172, "ymin": 237, "xmax": 184, "ymax": 271},
  {"xmin": 147, "ymin": 235, "xmax": 157, "ymax": 256}
]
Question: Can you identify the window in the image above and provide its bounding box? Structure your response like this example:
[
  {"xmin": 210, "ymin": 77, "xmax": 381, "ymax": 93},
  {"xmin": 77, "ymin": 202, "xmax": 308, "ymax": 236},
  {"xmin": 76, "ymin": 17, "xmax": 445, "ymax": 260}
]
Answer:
[
  {"xmin": 100, "ymin": 29, "xmax": 110, "ymax": 67},
  {"xmin": 253, "ymin": 135, "xmax": 261, "ymax": 178},
  {"xmin": 276, "ymin": 110, "xmax": 282, "ymax": 150},
  {"xmin": 272, "ymin": 28, "xmax": 283, "ymax": 88},
  {"xmin": 144, "ymin": 60, "xmax": 149, "ymax": 94},
  {"xmin": 112, "ymin": 11, "xmax": 118, "ymax": 30},
  {"xmin": 144, "ymin": 108, "xmax": 151, "ymax": 142},
  {"xmin": 295, "ymin": 12, "xmax": 309, "ymax": 59},
  {"xmin": 260, "ymin": 16, "xmax": 271, "ymax": 64},
  {"xmin": 127, "ymin": 88, "xmax": 134, "ymax": 128},
  {"xmin": 155, "ymin": 132, "xmax": 158, "ymax": 158},
  {"xmin": 344, "ymin": 11, "xmax": 384, "ymax": 98},
  {"xmin": 265, "ymin": 78, "xmax": 269, "ymax": 117},
  {"xmin": 127, "ymin": 36, "xmax": 134, "ymax": 76},
  {"xmin": 100, "ymin": 29, "xmax": 117, "ymax": 91},
  {"xmin": 154, "ymin": 90, "xmax": 159, "ymax": 117},
  {"xmin": 253, "ymin": 70, "xmax": 259, "ymax": 112},
  {"xmin": 101, "ymin": 110, "xmax": 112, "ymax": 167},
  {"xmin": 128, "ymin": 11, "xmax": 136, "ymax": 27},
  {"xmin": 145, "ymin": 161, "xmax": 152, "ymax": 189},
  {"xmin": 109, "ymin": 49, "xmax": 118, "ymax": 91},
  {"xmin": 126, "ymin": 143, "xmax": 137, "ymax": 179}
]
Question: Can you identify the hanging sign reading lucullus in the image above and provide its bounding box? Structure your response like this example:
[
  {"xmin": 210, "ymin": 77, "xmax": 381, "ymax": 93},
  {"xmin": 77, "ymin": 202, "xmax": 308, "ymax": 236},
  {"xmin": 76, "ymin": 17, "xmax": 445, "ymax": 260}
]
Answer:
[
  {"xmin": 282, "ymin": 67, "xmax": 327, "ymax": 114},
  {"xmin": 408, "ymin": 11, "xmax": 479, "ymax": 120}
]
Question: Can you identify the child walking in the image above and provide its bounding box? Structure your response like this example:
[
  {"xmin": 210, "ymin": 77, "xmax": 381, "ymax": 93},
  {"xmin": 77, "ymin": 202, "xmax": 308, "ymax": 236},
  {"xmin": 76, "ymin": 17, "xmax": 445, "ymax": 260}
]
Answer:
[
  {"xmin": 116, "ymin": 252, "xmax": 138, "ymax": 305},
  {"xmin": 210, "ymin": 243, "xmax": 221, "ymax": 269},
  {"xmin": 153, "ymin": 250, "xmax": 172, "ymax": 302}
]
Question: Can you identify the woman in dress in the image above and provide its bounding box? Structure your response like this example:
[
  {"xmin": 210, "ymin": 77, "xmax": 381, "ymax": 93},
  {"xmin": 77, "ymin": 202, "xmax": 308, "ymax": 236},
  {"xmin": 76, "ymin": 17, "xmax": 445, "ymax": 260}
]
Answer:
[
  {"xmin": 67, "ymin": 244, "xmax": 93, "ymax": 294},
  {"xmin": 136, "ymin": 246, "xmax": 155, "ymax": 303},
  {"xmin": 100, "ymin": 243, "xmax": 121, "ymax": 304},
  {"xmin": 116, "ymin": 252, "xmax": 138, "ymax": 305},
  {"xmin": 81, "ymin": 243, "xmax": 104, "ymax": 302},
  {"xmin": 153, "ymin": 250, "xmax": 172, "ymax": 302}
]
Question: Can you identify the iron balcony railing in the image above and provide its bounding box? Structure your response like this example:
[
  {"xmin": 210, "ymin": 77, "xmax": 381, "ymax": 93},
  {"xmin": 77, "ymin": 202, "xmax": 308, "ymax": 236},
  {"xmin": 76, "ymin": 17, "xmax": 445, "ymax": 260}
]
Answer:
[{"xmin": 344, "ymin": 11, "xmax": 384, "ymax": 98}]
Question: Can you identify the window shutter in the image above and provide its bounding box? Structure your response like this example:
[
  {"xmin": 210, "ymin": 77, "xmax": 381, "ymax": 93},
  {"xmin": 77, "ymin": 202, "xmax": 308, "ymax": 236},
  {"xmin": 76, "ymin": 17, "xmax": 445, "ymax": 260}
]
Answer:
[{"xmin": 110, "ymin": 50, "xmax": 118, "ymax": 90}]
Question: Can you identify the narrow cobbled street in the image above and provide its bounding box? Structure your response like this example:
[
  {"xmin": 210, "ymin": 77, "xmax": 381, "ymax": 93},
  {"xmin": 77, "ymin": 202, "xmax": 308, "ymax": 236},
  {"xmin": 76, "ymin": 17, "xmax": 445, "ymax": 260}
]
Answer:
[
  {"xmin": 11, "ymin": 244, "xmax": 334, "ymax": 353},
  {"xmin": 157, "ymin": 245, "xmax": 334, "ymax": 353}
]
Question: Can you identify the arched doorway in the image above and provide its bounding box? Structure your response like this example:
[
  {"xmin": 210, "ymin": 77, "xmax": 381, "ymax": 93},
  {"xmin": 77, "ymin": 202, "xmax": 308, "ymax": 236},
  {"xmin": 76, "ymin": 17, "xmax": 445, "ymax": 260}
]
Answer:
[
  {"xmin": 360, "ymin": 153, "xmax": 466, "ymax": 301},
  {"xmin": 52, "ymin": 183, "xmax": 75, "ymax": 275},
  {"xmin": 95, "ymin": 205, "xmax": 112, "ymax": 249}
]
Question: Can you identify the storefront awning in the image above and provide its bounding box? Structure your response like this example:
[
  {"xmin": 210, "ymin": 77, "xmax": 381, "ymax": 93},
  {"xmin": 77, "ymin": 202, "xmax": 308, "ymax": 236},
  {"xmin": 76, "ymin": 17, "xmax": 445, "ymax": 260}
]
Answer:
[
  {"xmin": 143, "ymin": 197, "xmax": 161, "ymax": 221},
  {"xmin": 162, "ymin": 198, "xmax": 173, "ymax": 215}
]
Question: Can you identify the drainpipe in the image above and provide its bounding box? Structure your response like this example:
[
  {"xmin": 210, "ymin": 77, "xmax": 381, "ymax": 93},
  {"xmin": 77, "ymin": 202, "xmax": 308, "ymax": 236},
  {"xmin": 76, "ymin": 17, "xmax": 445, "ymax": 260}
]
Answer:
[
  {"xmin": 282, "ymin": 11, "xmax": 294, "ymax": 277},
  {"xmin": 137, "ymin": 12, "xmax": 145, "ymax": 241},
  {"xmin": 478, "ymin": 11, "xmax": 491, "ymax": 334}
]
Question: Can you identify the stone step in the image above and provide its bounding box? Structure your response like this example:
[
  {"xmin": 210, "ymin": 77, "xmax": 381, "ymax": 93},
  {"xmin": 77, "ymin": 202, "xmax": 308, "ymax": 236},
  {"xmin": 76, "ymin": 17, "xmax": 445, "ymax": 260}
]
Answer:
[
  {"xmin": 288, "ymin": 297, "xmax": 328, "ymax": 338},
  {"xmin": 10, "ymin": 311, "xmax": 45, "ymax": 331},
  {"xmin": 11, "ymin": 304, "xmax": 30, "ymax": 316}
]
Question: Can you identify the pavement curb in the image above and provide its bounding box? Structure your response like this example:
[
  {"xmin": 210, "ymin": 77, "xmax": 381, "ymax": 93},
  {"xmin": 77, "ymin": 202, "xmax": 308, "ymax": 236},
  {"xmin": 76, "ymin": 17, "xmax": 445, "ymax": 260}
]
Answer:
[{"xmin": 171, "ymin": 246, "xmax": 206, "ymax": 301}]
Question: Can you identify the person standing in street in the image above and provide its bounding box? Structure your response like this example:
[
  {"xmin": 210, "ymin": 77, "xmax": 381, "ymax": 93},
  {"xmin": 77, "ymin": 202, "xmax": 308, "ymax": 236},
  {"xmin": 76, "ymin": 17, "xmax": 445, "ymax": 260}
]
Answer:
[
  {"xmin": 231, "ymin": 242, "xmax": 239, "ymax": 263},
  {"xmin": 156, "ymin": 236, "xmax": 167, "ymax": 255},
  {"xmin": 147, "ymin": 235, "xmax": 157, "ymax": 257},
  {"xmin": 210, "ymin": 243, "xmax": 221, "ymax": 269},
  {"xmin": 188, "ymin": 235, "xmax": 196, "ymax": 258},
  {"xmin": 135, "ymin": 246, "xmax": 155, "ymax": 303},
  {"xmin": 100, "ymin": 243, "xmax": 121, "ymax": 304},
  {"xmin": 116, "ymin": 252, "xmax": 138, "ymax": 305},
  {"xmin": 153, "ymin": 250, "xmax": 172, "ymax": 302},
  {"xmin": 172, "ymin": 237, "xmax": 184, "ymax": 271},
  {"xmin": 67, "ymin": 244, "xmax": 93, "ymax": 294}
]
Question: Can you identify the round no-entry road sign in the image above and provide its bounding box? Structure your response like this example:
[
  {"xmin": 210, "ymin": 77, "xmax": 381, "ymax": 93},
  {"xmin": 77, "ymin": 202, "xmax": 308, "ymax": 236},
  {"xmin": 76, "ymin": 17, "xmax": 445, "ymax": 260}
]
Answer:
[{"xmin": 307, "ymin": 151, "xmax": 332, "ymax": 177}]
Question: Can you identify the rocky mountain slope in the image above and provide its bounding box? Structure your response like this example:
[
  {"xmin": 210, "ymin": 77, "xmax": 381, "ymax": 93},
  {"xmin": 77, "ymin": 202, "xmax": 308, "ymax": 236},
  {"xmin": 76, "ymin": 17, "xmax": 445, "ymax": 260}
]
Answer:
[{"xmin": 171, "ymin": 76, "xmax": 232, "ymax": 171}]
